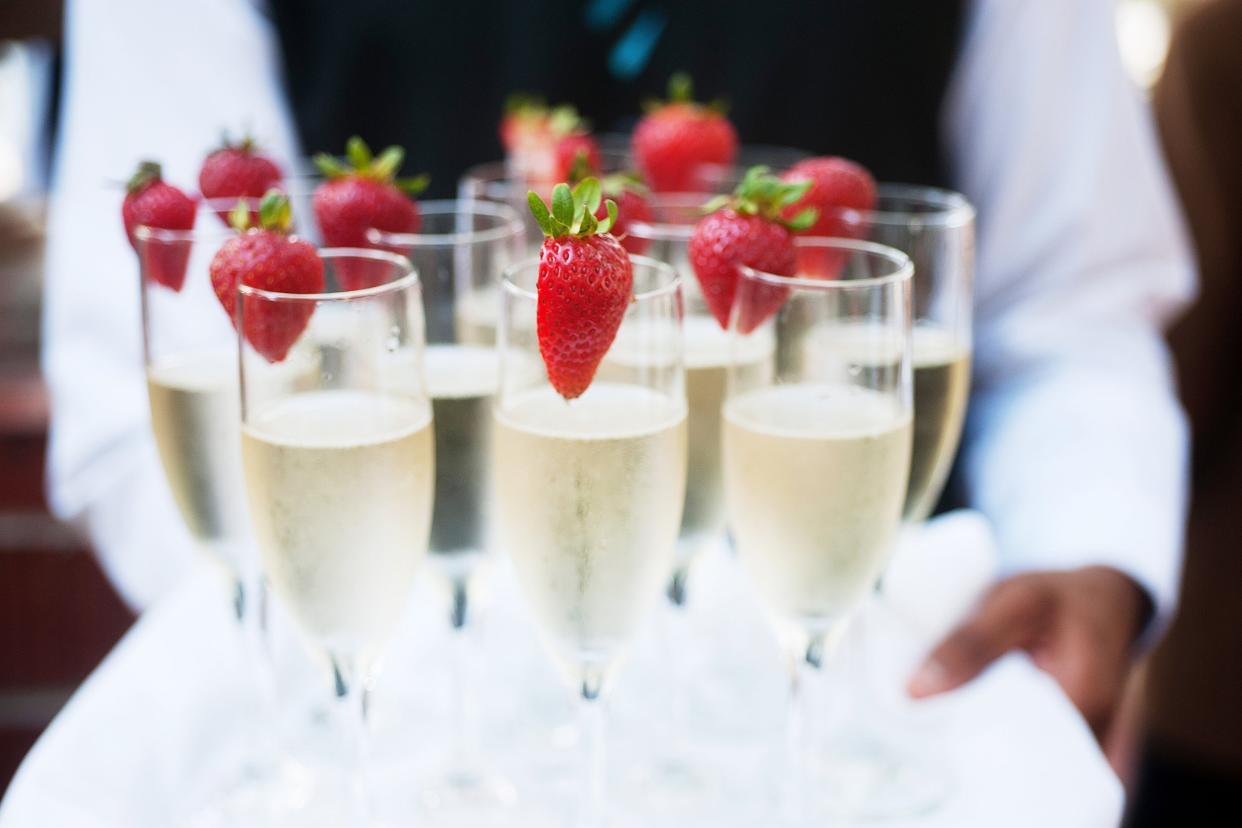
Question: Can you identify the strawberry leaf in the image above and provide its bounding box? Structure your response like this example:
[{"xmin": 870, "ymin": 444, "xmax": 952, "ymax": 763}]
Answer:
[
  {"xmin": 551, "ymin": 183, "xmax": 575, "ymax": 228},
  {"xmin": 700, "ymin": 194, "xmax": 730, "ymax": 215},
  {"xmin": 784, "ymin": 207, "xmax": 819, "ymax": 232},
  {"xmin": 346, "ymin": 136, "xmax": 372, "ymax": 170},
  {"xmin": 313, "ymin": 153, "xmax": 350, "ymax": 179},
  {"xmin": 397, "ymin": 175, "xmax": 430, "ymax": 196},
  {"xmin": 227, "ymin": 199, "xmax": 251, "ymax": 232},
  {"xmin": 528, "ymin": 190, "xmax": 555, "ymax": 235},
  {"xmin": 574, "ymin": 177, "xmax": 602, "ymax": 215},
  {"xmin": 258, "ymin": 189, "xmax": 293, "ymax": 233},
  {"xmin": 372, "ymin": 146, "xmax": 404, "ymax": 180},
  {"xmin": 126, "ymin": 160, "xmax": 163, "ymax": 193},
  {"xmin": 776, "ymin": 180, "xmax": 812, "ymax": 207},
  {"xmin": 597, "ymin": 199, "xmax": 618, "ymax": 234}
]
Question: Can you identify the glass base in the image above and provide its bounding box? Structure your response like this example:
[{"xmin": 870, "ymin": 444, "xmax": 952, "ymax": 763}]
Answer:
[
  {"xmin": 810, "ymin": 733, "xmax": 953, "ymax": 820},
  {"xmin": 418, "ymin": 762, "xmax": 519, "ymax": 814}
]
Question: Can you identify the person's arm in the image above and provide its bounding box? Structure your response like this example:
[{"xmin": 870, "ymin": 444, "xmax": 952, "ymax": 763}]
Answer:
[
  {"xmin": 909, "ymin": 0, "xmax": 1196, "ymax": 732},
  {"xmin": 43, "ymin": 0, "xmax": 302, "ymax": 610}
]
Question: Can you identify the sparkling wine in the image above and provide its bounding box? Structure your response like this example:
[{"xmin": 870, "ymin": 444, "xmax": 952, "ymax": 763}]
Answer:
[
  {"xmin": 146, "ymin": 352, "xmax": 248, "ymax": 570},
  {"xmin": 602, "ymin": 315, "xmax": 773, "ymax": 567},
  {"xmin": 242, "ymin": 390, "xmax": 434, "ymax": 654},
  {"xmin": 905, "ymin": 327, "xmax": 971, "ymax": 521},
  {"xmin": 723, "ymin": 383, "xmax": 911, "ymax": 635},
  {"xmin": 494, "ymin": 383, "xmax": 687, "ymax": 689}
]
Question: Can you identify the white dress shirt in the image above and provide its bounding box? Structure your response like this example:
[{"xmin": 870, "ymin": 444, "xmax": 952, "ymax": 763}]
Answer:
[{"xmin": 44, "ymin": 0, "xmax": 1195, "ymax": 626}]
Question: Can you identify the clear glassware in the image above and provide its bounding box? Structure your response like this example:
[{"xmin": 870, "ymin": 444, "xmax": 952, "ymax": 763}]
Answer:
[
  {"xmin": 723, "ymin": 239, "xmax": 913, "ymax": 825},
  {"xmin": 238, "ymin": 250, "xmax": 433, "ymax": 823},
  {"xmin": 135, "ymin": 217, "xmax": 284, "ymax": 777},
  {"xmin": 807, "ymin": 185, "xmax": 975, "ymax": 818},
  {"xmin": 493, "ymin": 256, "xmax": 687, "ymax": 828},
  {"xmin": 371, "ymin": 201, "xmax": 523, "ymax": 811},
  {"xmin": 618, "ymin": 195, "xmax": 762, "ymax": 792}
]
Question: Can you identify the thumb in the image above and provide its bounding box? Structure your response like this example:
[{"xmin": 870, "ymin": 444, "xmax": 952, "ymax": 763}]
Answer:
[{"xmin": 907, "ymin": 576, "xmax": 1050, "ymax": 698}]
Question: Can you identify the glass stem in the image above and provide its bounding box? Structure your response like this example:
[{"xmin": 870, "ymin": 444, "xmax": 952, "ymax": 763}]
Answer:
[
  {"xmin": 784, "ymin": 635, "xmax": 827, "ymax": 826},
  {"xmin": 663, "ymin": 566, "xmax": 693, "ymax": 751},
  {"xmin": 577, "ymin": 693, "xmax": 606, "ymax": 828},
  {"xmin": 331, "ymin": 653, "xmax": 372, "ymax": 822},
  {"xmin": 449, "ymin": 578, "xmax": 479, "ymax": 765}
]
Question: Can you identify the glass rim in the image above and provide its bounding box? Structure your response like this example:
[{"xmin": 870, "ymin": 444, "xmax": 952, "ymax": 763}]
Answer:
[
  {"xmin": 367, "ymin": 199, "xmax": 524, "ymax": 247},
  {"xmin": 237, "ymin": 248, "xmax": 418, "ymax": 303},
  {"xmin": 132, "ymin": 221, "xmax": 238, "ymax": 244},
  {"xmin": 501, "ymin": 253, "xmax": 681, "ymax": 302},
  {"xmin": 626, "ymin": 192, "xmax": 710, "ymax": 242},
  {"xmin": 841, "ymin": 184, "xmax": 975, "ymax": 228},
  {"xmin": 739, "ymin": 238, "xmax": 913, "ymax": 290}
]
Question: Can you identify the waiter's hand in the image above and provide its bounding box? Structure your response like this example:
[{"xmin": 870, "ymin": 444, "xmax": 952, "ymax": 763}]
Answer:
[{"xmin": 907, "ymin": 566, "xmax": 1151, "ymax": 736}]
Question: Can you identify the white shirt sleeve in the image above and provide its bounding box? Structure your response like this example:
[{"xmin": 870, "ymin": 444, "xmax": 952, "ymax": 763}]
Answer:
[
  {"xmin": 945, "ymin": 0, "xmax": 1196, "ymax": 633},
  {"xmin": 43, "ymin": 0, "xmax": 302, "ymax": 610}
]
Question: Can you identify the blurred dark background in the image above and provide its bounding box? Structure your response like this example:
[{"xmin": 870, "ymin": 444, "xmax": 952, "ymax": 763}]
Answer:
[{"xmin": 0, "ymin": 0, "xmax": 1237, "ymax": 819}]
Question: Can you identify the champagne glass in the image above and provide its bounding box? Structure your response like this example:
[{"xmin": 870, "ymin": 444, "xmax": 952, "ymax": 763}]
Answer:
[
  {"xmin": 370, "ymin": 201, "xmax": 523, "ymax": 810},
  {"xmin": 723, "ymin": 239, "xmax": 913, "ymax": 825},
  {"xmin": 494, "ymin": 256, "xmax": 687, "ymax": 828},
  {"xmin": 238, "ymin": 250, "xmax": 433, "ymax": 821},
  {"xmin": 805, "ymin": 186, "xmax": 974, "ymax": 818},
  {"xmin": 136, "ymin": 218, "xmax": 289, "ymax": 795},
  {"xmin": 615, "ymin": 196, "xmax": 775, "ymax": 791}
]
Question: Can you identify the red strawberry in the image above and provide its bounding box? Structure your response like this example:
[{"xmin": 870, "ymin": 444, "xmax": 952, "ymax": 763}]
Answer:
[
  {"xmin": 596, "ymin": 176, "xmax": 653, "ymax": 256},
  {"xmin": 780, "ymin": 156, "xmax": 876, "ymax": 236},
  {"xmin": 199, "ymin": 134, "xmax": 283, "ymax": 226},
  {"xmin": 313, "ymin": 136, "xmax": 427, "ymax": 290},
  {"xmin": 210, "ymin": 191, "xmax": 325, "ymax": 363},
  {"xmin": 554, "ymin": 132, "xmax": 601, "ymax": 182},
  {"xmin": 632, "ymin": 74, "xmax": 738, "ymax": 193},
  {"xmin": 688, "ymin": 166, "xmax": 817, "ymax": 333},
  {"xmin": 527, "ymin": 178, "xmax": 633, "ymax": 400},
  {"xmin": 499, "ymin": 94, "xmax": 549, "ymax": 154},
  {"xmin": 122, "ymin": 161, "xmax": 197, "ymax": 292}
]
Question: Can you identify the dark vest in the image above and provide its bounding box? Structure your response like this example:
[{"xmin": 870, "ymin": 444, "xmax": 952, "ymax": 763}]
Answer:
[{"xmin": 268, "ymin": 0, "xmax": 966, "ymax": 197}]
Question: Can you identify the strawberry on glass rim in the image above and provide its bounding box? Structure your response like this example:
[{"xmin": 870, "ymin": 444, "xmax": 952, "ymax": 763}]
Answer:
[
  {"xmin": 313, "ymin": 136, "xmax": 428, "ymax": 291},
  {"xmin": 122, "ymin": 160, "xmax": 197, "ymax": 292},
  {"xmin": 780, "ymin": 156, "xmax": 877, "ymax": 277},
  {"xmin": 502, "ymin": 96, "xmax": 601, "ymax": 191},
  {"xmin": 688, "ymin": 166, "xmax": 817, "ymax": 334},
  {"xmin": 527, "ymin": 177, "xmax": 632, "ymax": 400},
  {"xmin": 210, "ymin": 190, "xmax": 325, "ymax": 364},
  {"xmin": 199, "ymin": 132, "xmax": 284, "ymax": 227},
  {"xmin": 566, "ymin": 154, "xmax": 655, "ymax": 256},
  {"xmin": 632, "ymin": 73, "xmax": 738, "ymax": 193}
]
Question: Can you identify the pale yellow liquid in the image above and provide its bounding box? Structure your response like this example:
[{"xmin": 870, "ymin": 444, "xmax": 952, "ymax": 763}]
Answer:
[
  {"xmin": 147, "ymin": 352, "xmax": 248, "ymax": 572},
  {"xmin": 494, "ymin": 383, "xmax": 687, "ymax": 691},
  {"xmin": 455, "ymin": 285, "xmax": 500, "ymax": 347},
  {"xmin": 601, "ymin": 315, "xmax": 773, "ymax": 568},
  {"xmin": 905, "ymin": 328, "xmax": 971, "ymax": 521},
  {"xmin": 724, "ymin": 383, "xmax": 911, "ymax": 635},
  {"xmin": 242, "ymin": 391, "xmax": 434, "ymax": 654}
]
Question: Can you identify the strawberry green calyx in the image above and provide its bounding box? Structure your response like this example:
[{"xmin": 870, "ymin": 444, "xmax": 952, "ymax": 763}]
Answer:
[
  {"xmin": 547, "ymin": 104, "xmax": 590, "ymax": 137},
  {"xmin": 601, "ymin": 171, "xmax": 648, "ymax": 198},
  {"xmin": 215, "ymin": 129, "xmax": 258, "ymax": 153},
  {"xmin": 644, "ymin": 72, "xmax": 728, "ymax": 115},
  {"xmin": 528, "ymin": 178, "xmax": 618, "ymax": 238},
  {"xmin": 313, "ymin": 136, "xmax": 430, "ymax": 196},
  {"xmin": 228, "ymin": 189, "xmax": 293, "ymax": 233},
  {"xmin": 701, "ymin": 165, "xmax": 818, "ymax": 231},
  {"xmin": 504, "ymin": 92, "xmax": 547, "ymax": 116},
  {"xmin": 126, "ymin": 160, "xmax": 163, "ymax": 193}
]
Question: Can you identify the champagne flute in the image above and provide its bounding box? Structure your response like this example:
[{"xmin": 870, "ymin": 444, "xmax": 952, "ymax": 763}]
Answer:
[
  {"xmin": 806, "ymin": 186, "xmax": 975, "ymax": 818},
  {"xmin": 494, "ymin": 256, "xmax": 687, "ymax": 828},
  {"xmin": 723, "ymin": 239, "xmax": 913, "ymax": 824},
  {"xmin": 612, "ymin": 196, "xmax": 775, "ymax": 790},
  {"xmin": 238, "ymin": 249, "xmax": 433, "ymax": 821},
  {"xmin": 370, "ymin": 200, "xmax": 523, "ymax": 809}
]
